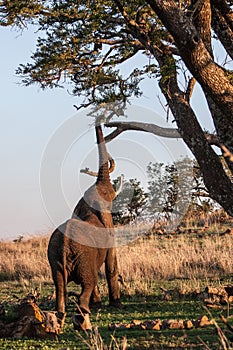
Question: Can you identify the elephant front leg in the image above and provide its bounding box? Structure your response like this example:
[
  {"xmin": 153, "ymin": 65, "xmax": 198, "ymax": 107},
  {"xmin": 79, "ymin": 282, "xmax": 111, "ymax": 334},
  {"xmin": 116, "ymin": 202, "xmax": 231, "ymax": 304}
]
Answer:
[
  {"xmin": 105, "ymin": 248, "xmax": 121, "ymax": 307},
  {"xmin": 75, "ymin": 282, "xmax": 95, "ymax": 331},
  {"xmin": 79, "ymin": 282, "xmax": 95, "ymax": 314}
]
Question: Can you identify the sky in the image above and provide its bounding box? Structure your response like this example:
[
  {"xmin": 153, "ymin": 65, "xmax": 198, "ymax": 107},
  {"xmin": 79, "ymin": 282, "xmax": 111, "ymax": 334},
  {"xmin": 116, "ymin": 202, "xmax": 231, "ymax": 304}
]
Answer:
[{"xmin": 0, "ymin": 26, "xmax": 217, "ymax": 240}]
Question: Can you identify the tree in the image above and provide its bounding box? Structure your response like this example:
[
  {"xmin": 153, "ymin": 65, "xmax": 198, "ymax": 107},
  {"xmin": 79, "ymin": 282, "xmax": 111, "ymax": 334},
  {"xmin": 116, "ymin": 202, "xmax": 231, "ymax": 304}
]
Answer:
[
  {"xmin": 147, "ymin": 157, "xmax": 220, "ymax": 225},
  {"xmin": 112, "ymin": 178, "xmax": 148, "ymax": 225},
  {"xmin": 147, "ymin": 158, "xmax": 194, "ymax": 220},
  {"xmin": 1, "ymin": 0, "xmax": 233, "ymax": 214}
]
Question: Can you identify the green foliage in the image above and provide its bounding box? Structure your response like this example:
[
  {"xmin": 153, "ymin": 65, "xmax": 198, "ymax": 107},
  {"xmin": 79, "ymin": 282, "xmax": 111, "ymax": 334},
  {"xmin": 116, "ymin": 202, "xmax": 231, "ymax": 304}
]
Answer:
[
  {"xmin": 147, "ymin": 157, "xmax": 195, "ymax": 217},
  {"xmin": 0, "ymin": 1, "xmax": 45, "ymax": 27},
  {"xmin": 112, "ymin": 158, "xmax": 215, "ymax": 226},
  {"xmin": 0, "ymin": 0, "xmax": 169, "ymax": 106},
  {"xmin": 146, "ymin": 157, "xmax": 218, "ymax": 221},
  {"xmin": 112, "ymin": 178, "xmax": 148, "ymax": 225}
]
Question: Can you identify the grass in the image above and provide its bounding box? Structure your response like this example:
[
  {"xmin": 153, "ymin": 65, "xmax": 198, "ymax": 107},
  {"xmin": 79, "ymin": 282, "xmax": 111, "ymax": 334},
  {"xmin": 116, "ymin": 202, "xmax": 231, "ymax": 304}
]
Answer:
[
  {"xmin": 0, "ymin": 216, "xmax": 233, "ymax": 348},
  {"xmin": 0, "ymin": 222, "xmax": 233, "ymax": 288},
  {"xmin": 0, "ymin": 280, "xmax": 232, "ymax": 349}
]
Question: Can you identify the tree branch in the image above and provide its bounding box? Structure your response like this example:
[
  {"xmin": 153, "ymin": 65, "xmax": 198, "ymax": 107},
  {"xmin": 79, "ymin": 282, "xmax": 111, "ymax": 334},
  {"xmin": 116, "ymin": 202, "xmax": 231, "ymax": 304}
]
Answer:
[
  {"xmin": 113, "ymin": 0, "xmax": 152, "ymax": 51},
  {"xmin": 185, "ymin": 77, "xmax": 196, "ymax": 102},
  {"xmin": 190, "ymin": 0, "xmax": 212, "ymax": 56},
  {"xmin": 105, "ymin": 121, "xmax": 180, "ymax": 141},
  {"xmin": 146, "ymin": 0, "xmax": 233, "ymax": 121},
  {"xmin": 211, "ymin": 0, "xmax": 233, "ymax": 31},
  {"xmin": 211, "ymin": 4, "xmax": 233, "ymax": 60},
  {"xmin": 104, "ymin": 121, "xmax": 220, "ymax": 147}
]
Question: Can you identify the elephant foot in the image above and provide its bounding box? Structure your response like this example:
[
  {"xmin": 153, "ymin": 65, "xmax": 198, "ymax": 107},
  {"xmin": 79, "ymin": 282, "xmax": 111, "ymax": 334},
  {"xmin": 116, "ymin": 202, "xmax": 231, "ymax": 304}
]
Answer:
[{"xmin": 72, "ymin": 313, "xmax": 92, "ymax": 331}]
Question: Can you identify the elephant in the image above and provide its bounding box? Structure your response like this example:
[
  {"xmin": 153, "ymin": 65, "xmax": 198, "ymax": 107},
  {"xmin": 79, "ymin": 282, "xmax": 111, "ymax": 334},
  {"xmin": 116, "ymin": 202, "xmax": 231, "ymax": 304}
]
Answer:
[{"xmin": 48, "ymin": 121, "xmax": 122, "ymax": 329}]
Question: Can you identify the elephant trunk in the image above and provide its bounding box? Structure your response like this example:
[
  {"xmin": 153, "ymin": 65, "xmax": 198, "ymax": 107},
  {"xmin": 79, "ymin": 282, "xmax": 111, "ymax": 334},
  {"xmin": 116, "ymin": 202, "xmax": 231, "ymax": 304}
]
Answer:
[{"xmin": 95, "ymin": 124, "xmax": 111, "ymax": 183}]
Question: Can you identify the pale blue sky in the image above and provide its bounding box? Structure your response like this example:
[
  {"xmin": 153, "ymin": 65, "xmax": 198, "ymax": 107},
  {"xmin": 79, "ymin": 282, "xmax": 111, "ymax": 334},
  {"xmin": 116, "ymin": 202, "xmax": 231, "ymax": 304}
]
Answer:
[{"xmin": 0, "ymin": 26, "xmax": 216, "ymax": 240}]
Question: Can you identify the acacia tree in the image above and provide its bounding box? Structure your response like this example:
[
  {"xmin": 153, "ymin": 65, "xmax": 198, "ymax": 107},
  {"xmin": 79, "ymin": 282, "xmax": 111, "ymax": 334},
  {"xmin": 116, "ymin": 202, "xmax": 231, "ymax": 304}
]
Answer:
[{"xmin": 1, "ymin": 0, "xmax": 233, "ymax": 214}]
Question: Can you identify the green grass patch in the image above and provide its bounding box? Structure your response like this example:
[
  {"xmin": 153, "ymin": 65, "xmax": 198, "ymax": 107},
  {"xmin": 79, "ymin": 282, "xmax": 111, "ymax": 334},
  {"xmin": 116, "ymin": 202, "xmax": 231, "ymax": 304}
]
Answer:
[{"xmin": 0, "ymin": 280, "xmax": 232, "ymax": 349}]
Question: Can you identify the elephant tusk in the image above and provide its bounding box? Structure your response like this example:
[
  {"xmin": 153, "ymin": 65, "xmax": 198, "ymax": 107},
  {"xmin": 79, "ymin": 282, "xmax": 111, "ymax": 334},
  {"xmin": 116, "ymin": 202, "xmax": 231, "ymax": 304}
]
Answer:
[{"xmin": 115, "ymin": 174, "xmax": 124, "ymax": 197}]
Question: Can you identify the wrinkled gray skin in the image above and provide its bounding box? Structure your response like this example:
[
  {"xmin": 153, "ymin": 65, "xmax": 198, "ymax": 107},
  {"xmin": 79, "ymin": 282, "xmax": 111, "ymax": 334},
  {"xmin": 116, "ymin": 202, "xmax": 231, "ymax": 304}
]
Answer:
[{"xmin": 48, "ymin": 123, "xmax": 120, "ymax": 326}]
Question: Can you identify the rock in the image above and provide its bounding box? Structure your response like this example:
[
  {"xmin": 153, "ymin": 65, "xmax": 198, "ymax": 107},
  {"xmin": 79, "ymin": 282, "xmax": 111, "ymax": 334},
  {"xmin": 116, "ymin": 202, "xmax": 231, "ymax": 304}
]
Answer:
[
  {"xmin": 163, "ymin": 319, "xmax": 185, "ymax": 330},
  {"xmin": 0, "ymin": 296, "xmax": 62, "ymax": 339},
  {"xmin": 194, "ymin": 315, "xmax": 211, "ymax": 327},
  {"xmin": 184, "ymin": 320, "xmax": 193, "ymax": 329},
  {"xmin": 141, "ymin": 320, "xmax": 161, "ymax": 330},
  {"xmin": 131, "ymin": 319, "xmax": 141, "ymax": 326}
]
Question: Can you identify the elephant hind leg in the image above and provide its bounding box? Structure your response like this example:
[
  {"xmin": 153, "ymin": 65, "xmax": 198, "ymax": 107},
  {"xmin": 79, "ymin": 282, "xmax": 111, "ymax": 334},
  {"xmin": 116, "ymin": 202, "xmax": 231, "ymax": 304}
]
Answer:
[
  {"xmin": 52, "ymin": 268, "xmax": 67, "ymax": 327},
  {"xmin": 105, "ymin": 249, "xmax": 121, "ymax": 307}
]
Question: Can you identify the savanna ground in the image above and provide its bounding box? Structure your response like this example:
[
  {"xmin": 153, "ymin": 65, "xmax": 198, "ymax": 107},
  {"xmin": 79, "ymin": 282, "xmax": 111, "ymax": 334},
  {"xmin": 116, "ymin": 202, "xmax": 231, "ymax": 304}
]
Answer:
[{"xmin": 0, "ymin": 213, "xmax": 233, "ymax": 349}]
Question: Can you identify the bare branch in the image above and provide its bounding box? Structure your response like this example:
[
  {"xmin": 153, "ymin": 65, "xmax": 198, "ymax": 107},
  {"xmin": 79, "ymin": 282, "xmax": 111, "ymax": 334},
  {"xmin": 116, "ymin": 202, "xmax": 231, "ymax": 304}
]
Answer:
[
  {"xmin": 73, "ymin": 101, "xmax": 93, "ymax": 111},
  {"xmin": 105, "ymin": 120, "xmax": 220, "ymax": 147},
  {"xmin": 94, "ymin": 46, "xmax": 115, "ymax": 72},
  {"xmin": 212, "ymin": 0, "xmax": 233, "ymax": 31},
  {"xmin": 105, "ymin": 121, "xmax": 180, "ymax": 141}
]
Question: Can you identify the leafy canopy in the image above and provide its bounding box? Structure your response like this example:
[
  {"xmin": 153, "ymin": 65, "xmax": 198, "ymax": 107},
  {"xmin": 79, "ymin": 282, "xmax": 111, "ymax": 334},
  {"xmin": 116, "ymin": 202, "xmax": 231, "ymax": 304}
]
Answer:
[{"xmin": 0, "ymin": 1, "xmax": 168, "ymax": 107}]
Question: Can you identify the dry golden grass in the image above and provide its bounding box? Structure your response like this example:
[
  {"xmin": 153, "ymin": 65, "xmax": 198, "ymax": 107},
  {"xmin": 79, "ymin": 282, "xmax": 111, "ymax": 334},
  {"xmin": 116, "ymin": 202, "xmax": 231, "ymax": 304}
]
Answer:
[
  {"xmin": 0, "ymin": 235, "xmax": 50, "ymax": 281},
  {"xmin": 117, "ymin": 232, "xmax": 233, "ymax": 293},
  {"xmin": 0, "ymin": 224, "xmax": 233, "ymax": 295}
]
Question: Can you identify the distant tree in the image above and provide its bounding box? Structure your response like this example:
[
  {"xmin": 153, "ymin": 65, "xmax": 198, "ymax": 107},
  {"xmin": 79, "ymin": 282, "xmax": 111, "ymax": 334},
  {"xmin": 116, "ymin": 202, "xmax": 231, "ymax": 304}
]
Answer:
[
  {"xmin": 146, "ymin": 157, "xmax": 216, "ymax": 221},
  {"xmin": 147, "ymin": 162, "xmax": 171, "ymax": 215},
  {"xmin": 112, "ymin": 178, "xmax": 148, "ymax": 225},
  {"xmin": 147, "ymin": 158, "xmax": 194, "ymax": 216}
]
